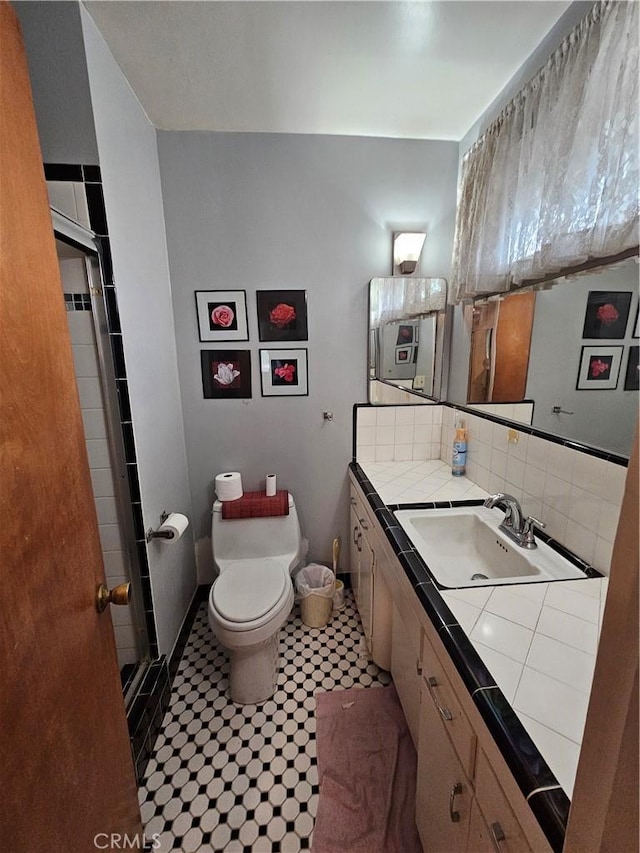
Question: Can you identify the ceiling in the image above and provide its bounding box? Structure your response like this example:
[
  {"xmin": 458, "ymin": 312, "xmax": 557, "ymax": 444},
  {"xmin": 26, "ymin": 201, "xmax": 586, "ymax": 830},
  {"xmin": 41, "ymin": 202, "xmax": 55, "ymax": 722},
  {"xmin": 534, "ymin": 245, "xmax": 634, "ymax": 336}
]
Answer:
[{"xmin": 84, "ymin": 1, "xmax": 571, "ymax": 141}]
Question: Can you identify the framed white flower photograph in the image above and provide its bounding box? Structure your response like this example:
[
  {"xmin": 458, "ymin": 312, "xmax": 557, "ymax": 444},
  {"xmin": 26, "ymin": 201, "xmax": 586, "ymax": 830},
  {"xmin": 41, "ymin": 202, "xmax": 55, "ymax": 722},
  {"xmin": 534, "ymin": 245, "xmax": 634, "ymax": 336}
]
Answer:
[
  {"xmin": 195, "ymin": 290, "xmax": 249, "ymax": 341},
  {"xmin": 201, "ymin": 350, "xmax": 252, "ymax": 399},
  {"xmin": 260, "ymin": 348, "xmax": 308, "ymax": 397}
]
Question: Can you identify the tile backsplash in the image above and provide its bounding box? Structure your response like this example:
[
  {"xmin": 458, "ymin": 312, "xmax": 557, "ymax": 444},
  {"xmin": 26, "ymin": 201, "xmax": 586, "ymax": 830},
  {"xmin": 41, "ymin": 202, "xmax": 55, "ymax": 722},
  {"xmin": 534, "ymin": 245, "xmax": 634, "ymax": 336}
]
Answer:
[
  {"xmin": 439, "ymin": 407, "xmax": 625, "ymax": 575},
  {"xmin": 355, "ymin": 404, "xmax": 627, "ymax": 576},
  {"xmin": 356, "ymin": 404, "xmax": 442, "ymax": 464}
]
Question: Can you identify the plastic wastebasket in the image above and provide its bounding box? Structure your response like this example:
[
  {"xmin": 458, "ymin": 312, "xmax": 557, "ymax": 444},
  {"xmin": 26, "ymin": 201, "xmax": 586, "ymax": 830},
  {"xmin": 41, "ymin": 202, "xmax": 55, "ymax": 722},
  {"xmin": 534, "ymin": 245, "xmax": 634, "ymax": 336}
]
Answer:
[{"xmin": 296, "ymin": 564, "xmax": 335, "ymax": 628}]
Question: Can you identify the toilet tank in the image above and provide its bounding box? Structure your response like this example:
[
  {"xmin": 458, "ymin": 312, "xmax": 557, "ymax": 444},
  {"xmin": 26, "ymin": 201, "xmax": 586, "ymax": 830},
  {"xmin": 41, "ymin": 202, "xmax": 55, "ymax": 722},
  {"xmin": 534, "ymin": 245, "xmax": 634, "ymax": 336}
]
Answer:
[{"xmin": 212, "ymin": 494, "xmax": 302, "ymax": 565}]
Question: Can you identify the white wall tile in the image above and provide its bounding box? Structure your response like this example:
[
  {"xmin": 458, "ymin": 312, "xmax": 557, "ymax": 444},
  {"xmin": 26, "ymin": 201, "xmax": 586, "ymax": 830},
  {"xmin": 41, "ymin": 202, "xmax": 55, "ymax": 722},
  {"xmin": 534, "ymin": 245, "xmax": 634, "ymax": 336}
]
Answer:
[
  {"xmin": 564, "ymin": 519, "xmax": 597, "ymax": 564},
  {"xmin": 72, "ymin": 344, "xmax": 100, "ymax": 378},
  {"xmin": 95, "ymin": 496, "xmax": 119, "ymax": 525},
  {"xmin": 357, "ymin": 407, "xmax": 376, "ymax": 428},
  {"xmin": 90, "ymin": 466, "xmax": 116, "ymax": 498},
  {"xmin": 543, "ymin": 473, "xmax": 571, "ymax": 516},
  {"xmin": 356, "ymin": 425, "xmax": 376, "ymax": 446},
  {"xmin": 597, "ymin": 500, "xmax": 621, "ymax": 543},
  {"xmin": 86, "ymin": 438, "xmax": 111, "ymax": 469},
  {"xmin": 412, "ymin": 444, "xmax": 428, "ymax": 461},
  {"xmin": 376, "ymin": 408, "xmax": 396, "ymax": 426},
  {"xmin": 77, "ymin": 376, "xmax": 104, "ymax": 409},
  {"xmin": 509, "ymin": 432, "xmax": 528, "ymax": 462},
  {"xmin": 526, "ymin": 435, "xmax": 550, "ymax": 471},
  {"xmin": 506, "ymin": 456, "xmax": 525, "ymax": 489},
  {"xmin": 547, "ymin": 443, "xmax": 577, "ymax": 483},
  {"xmin": 395, "ymin": 407, "xmax": 416, "ymax": 426},
  {"xmin": 394, "ymin": 444, "xmax": 413, "ymax": 461},
  {"xmin": 103, "ymin": 551, "xmax": 127, "ymax": 578},
  {"xmin": 356, "ymin": 445, "xmax": 376, "ymax": 464},
  {"xmin": 414, "ymin": 406, "xmax": 433, "ymax": 425},
  {"xmin": 375, "ymin": 445, "xmax": 394, "ymax": 462},
  {"xmin": 82, "ymin": 407, "xmax": 108, "ymax": 440},
  {"xmin": 99, "ymin": 523, "xmax": 124, "ymax": 552},
  {"xmin": 66, "ymin": 311, "xmax": 95, "ymax": 345},
  {"xmin": 523, "ymin": 464, "xmax": 545, "ymax": 499},
  {"xmin": 490, "ymin": 448, "xmax": 508, "ymax": 480},
  {"xmin": 593, "ymin": 537, "xmax": 613, "ymax": 576},
  {"xmin": 375, "ymin": 425, "xmax": 395, "ymax": 446}
]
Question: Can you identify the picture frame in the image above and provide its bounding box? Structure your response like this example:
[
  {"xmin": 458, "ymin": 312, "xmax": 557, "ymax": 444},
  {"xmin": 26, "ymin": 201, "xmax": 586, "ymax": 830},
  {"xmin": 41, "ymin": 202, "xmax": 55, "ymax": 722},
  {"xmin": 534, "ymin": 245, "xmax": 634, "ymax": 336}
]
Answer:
[
  {"xmin": 201, "ymin": 350, "xmax": 252, "ymax": 399},
  {"xmin": 576, "ymin": 346, "xmax": 623, "ymax": 390},
  {"xmin": 260, "ymin": 348, "xmax": 308, "ymax": 397},
  {"xmin": 624, "ymin": 346, "xmax": 639, "ymax": 391},
  {"xmin": 195, "ymin": 290, "xmax": 249, "ymax": 342},
  {"xmin": 582, "ymin": 291, "xmax": 632, "ymax": 340},
  {"xmin": 396, "ymin": 325, "xmax": 414, "ymax": 346},
  {"xmin": 395, "ymin": 345, "xmax": 412, "ymax": 364},
  {"xmin": 256, "ymin": 290, "xmax": 308, "ymax": 341}
]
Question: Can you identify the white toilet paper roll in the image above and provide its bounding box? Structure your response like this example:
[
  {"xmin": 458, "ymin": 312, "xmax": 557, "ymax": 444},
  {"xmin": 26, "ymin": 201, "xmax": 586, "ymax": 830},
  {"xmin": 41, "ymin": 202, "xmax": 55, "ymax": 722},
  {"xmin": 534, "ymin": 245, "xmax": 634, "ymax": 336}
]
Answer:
[
  {"xmin": 265, "ymin": 474, "xmax": 277, "ymax": 497},
  {"xmin": 215, "ymin": 471, "xmax": 243, "ymax": 501},
  {"xmin": 157, "ymin": 512, "xmax": 189, "ymax": 542}
]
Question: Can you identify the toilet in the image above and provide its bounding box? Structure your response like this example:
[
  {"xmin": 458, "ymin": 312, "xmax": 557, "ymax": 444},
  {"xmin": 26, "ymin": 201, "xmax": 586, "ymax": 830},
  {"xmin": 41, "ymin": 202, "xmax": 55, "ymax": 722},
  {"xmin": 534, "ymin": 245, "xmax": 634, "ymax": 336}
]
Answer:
[{"xmin": 208, "ymin": 493, "xmax": 303, "ymax": 704}]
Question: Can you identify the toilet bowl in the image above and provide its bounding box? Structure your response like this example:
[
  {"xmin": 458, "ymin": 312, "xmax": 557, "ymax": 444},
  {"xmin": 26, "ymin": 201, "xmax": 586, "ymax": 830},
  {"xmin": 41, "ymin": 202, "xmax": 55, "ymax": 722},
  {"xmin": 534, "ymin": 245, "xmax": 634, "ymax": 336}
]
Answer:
[{"xmin": 208, "ymin": 494, "xmax": 303, "ymax": 704}]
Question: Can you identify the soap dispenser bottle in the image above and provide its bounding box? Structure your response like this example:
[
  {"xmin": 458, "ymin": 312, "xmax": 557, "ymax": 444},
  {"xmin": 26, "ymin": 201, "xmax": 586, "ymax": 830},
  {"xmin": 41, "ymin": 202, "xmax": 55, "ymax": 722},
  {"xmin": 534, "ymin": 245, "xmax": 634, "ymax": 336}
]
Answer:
[{"xmin": 452, "ymin": 420, "xmax": 467, "ymax": 477}]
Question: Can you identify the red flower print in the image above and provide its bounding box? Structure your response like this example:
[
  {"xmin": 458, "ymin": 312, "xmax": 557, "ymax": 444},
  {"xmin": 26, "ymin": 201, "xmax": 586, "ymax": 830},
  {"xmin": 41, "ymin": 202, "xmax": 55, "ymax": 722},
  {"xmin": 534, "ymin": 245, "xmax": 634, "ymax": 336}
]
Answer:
[
  {"xmin": 274, "ymin": 363, "xmax": 296, "ymax": 383},
  {"xmin": 596, "ymin": 303, "xmax": 619, "ymax": 325},
  {"xmin": 270, "ymin": 303, "xmax": 296, "ymax": 328},
  {"xmin": 589, "ymin": 358, "xmax": 610, "ymax": 379},
  {"xmin": 211, "ymin": 305, "xmax": 235, "ymax": 328}
]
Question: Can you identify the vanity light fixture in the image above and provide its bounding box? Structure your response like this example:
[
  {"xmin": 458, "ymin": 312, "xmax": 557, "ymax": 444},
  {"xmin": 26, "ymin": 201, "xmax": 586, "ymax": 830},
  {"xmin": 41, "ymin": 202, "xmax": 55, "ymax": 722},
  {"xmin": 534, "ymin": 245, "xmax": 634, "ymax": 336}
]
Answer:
[{"xmin": 393, "ymin": 232, "xmax": 426, "ymax": 275}]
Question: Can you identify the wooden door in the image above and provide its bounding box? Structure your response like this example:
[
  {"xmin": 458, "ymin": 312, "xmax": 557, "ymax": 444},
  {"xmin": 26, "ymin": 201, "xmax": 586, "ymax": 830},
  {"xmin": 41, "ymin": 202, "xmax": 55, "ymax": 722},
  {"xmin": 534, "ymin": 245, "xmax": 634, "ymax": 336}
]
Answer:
[
  {"xmin": 492, "ymin": 292, "xmax": 535, "ymax": 402},
  {"xmin": 0, "ymin": 5, "xmax": 141, "ymax": 851}
]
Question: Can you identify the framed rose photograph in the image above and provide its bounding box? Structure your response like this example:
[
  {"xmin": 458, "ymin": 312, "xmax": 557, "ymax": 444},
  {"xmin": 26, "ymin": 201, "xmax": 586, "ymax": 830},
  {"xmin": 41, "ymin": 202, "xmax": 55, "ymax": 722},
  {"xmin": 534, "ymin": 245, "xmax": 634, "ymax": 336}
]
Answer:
[
  {"xmin": 256, "ymin": 290, "xmax": 308, "ymax": 342},
  {"xmin": 576, "ymin": 346, "xmax": 623, "ymax": 390},
  {"xmin": 259, "ymin": 348, "xmax": 308, "ymax": 397},
  {"xmin": 581, "ymin": 291, "xmax": 632, "ymax": 340},
  {"xmin": 195, "ymin": 290, "xmax": 249, "ymax": 342},
  {"xmin": 395, "ymin": 345, "xmax": 412, "ymax": 364},
  {"xmin": 201, "ymin": 350, "xmax": 252, "ymax": 399},
  {"xmin": 624, "ymin": 346, "xmax": 639, "ymax": 391},
  {"xmin": 396, "ymin": 325, "xmax": 414, "ymax": 346}
]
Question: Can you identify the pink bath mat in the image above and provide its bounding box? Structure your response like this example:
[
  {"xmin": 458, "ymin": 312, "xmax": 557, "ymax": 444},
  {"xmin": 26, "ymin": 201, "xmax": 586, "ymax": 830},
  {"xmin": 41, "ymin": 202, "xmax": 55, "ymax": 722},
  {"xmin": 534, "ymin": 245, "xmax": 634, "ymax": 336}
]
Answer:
[{"xmin": 312, "ymin": 684, "xmax": 421, "ymax": 853}]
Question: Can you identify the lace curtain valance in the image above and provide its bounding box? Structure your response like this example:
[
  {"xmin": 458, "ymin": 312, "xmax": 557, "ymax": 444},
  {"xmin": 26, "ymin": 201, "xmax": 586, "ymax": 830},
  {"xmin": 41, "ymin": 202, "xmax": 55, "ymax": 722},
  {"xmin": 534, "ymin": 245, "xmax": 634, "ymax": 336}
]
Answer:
[
  {"xmin": 450, "ymin": 0, "xmax": 639, "ymax": 304},
  {"xmin": 369, "ymin": 277, "xmax": 447, "ymax": 328}
]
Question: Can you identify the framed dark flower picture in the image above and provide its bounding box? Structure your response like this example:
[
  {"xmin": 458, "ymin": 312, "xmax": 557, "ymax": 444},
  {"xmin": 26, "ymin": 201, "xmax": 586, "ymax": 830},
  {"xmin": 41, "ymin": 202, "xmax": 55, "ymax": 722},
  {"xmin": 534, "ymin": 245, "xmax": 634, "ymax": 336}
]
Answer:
[
  {"xmin": 195, "ymin": 290, "xmax": 249, "ymax": 342},
  {"xmin": 395, "ymin": 345, "xmax": 412, "ymax": 364},
  {"xmin": 576, "ymin": 346, "xmax": 623, "ymax": 390},
  {"xmin": 624, "ymin": 346, "xmax": 639, "ymax": 391},
  {"xmin": 260, "ymin": 349, "xmax": 308, "ymax": 396},
  {"xmin": 256, "ymin": 290, "xmax": 308, "ymax": 342},
  {"xmin": 201, "ymin": 350, "xmax": 252, "ymax": 399},
  {"xmin": 582, "ymin": 291, "xmax": 632, "ymax": 340},
  {"xmin": 396, "ymin": 325, "xmax": 414, "ymax": 345}
]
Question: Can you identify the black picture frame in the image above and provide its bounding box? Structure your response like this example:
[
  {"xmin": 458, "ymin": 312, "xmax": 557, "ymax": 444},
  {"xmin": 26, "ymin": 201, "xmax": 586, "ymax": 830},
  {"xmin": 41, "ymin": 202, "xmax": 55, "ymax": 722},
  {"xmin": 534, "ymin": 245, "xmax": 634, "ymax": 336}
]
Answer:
[
  {"xmin": 195, "ymin": 290, "xmax": 249, "ymax": 342},
  {"xmin": 259, "ymin": 348, "xmax": 309, "ymax": 396},
  {"xmin": 624, "ymin": 346, "xmax": 639, "ymax": 391},
  {"xmin": 576, "ymin": 345, "xmax": 623, "ymax": 390},
  {"xmin": 395, "ymin": 345, "xmax": 412, "ymax": 364},
  {"xmin": 396, "ymin": 325, "xmax": 414, "ymax": 346},
  {"xmin": 201, "ymin": 350, "xmax": 252, "ymax": 399},
  {"xmin": 582, "ymin": 291, "xmax": 632, "ymax": 340},
  {"xmin": 256, "ymin": 290, "xmax": 308, "ymax": 341}
]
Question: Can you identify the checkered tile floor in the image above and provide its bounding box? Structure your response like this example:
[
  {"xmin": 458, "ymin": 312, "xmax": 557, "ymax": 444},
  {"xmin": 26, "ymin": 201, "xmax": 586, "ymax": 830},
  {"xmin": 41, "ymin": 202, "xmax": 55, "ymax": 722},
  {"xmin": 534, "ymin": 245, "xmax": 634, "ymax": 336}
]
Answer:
[{"xmin": 139, "ymin": 590, "xmax": 392, "ymax": 852}]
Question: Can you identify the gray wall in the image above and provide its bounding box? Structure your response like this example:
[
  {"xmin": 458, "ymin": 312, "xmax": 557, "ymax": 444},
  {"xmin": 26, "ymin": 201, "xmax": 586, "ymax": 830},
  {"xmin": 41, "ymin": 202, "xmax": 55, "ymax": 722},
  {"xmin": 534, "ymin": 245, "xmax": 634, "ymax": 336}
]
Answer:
[
  {"xmin": 81, "ymin": 9, "xmax": 197, "ymax": 655},
  {"xmin": 15, "ymin": 1, "xmax": 99, "ymax": 164},
  {"xmin": 156, "ymin": 131, "xmax": 459, "ymax": 579},
  {"xmin": 526, "ymin": 262, "xmax": 638, "ymax": 456}
]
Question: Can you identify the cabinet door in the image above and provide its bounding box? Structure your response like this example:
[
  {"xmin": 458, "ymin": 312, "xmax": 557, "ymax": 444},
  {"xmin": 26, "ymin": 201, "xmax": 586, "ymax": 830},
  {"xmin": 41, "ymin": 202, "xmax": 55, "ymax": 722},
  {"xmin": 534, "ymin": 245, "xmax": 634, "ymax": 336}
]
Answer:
[
  {"xmin": 391, "ymin": 599, "xmax": 421, "ymax": 747},
  {"xmin": 472, "ymin": 750, "xmax": 533, "ymax": 853},
  {"xmin": 416, "ymin": 679, "xmax": 472, "ymax": 853},
  {"xmin": 358, "ymin": 530, "xmax": 374, "ymax": 649},
  {"xmin": 349, "ymin": 503, "xmax": 361, "ymax": 605}
]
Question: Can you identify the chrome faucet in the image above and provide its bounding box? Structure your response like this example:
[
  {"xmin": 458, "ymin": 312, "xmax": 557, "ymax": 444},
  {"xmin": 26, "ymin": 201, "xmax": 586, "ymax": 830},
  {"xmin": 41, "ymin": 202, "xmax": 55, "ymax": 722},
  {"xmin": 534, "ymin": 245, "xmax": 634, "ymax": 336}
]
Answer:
[{"xmin": 483, "ymin": 493, "xmax": 546, "ymax": 549}]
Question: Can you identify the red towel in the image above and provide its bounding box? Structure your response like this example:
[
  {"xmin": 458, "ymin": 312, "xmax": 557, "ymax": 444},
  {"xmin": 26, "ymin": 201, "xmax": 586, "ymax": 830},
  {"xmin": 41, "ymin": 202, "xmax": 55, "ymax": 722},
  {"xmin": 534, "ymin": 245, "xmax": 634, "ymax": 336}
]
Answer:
[{"xmin": 221, "ymin": 489, "xmax": 289, "ymax": 520}]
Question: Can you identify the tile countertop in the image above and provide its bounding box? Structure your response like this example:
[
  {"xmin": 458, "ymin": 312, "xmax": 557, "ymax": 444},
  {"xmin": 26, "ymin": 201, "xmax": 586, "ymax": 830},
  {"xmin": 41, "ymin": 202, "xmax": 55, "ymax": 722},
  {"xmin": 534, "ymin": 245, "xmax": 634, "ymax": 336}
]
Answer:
[{"xmin": 358, "ymin": 459, "xmax": 608, "ymax": 801}]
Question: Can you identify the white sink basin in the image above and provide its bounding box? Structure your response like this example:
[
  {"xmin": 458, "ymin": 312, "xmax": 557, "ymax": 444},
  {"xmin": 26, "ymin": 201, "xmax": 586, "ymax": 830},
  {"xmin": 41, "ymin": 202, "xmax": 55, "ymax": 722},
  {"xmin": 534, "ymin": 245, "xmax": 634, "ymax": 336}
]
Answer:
[{"xmin": 394, "ymin": 506, "xmax": 585, "ymax": 588}]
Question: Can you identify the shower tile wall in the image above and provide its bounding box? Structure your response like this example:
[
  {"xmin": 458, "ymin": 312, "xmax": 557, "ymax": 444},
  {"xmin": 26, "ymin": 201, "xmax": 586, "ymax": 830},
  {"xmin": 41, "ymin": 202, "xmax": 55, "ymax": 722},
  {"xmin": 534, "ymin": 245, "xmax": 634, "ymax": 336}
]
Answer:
[{"xmin": 60, "ymin": 256, "xmax": 138, "ymax": 668}]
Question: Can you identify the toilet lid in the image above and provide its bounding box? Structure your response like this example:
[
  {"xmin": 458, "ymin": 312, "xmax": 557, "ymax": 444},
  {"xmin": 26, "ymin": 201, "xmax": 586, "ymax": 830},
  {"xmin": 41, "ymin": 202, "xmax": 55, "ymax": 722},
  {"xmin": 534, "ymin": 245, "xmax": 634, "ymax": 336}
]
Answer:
[{"xmin": 212, "ymin": 560, "xmax": 288, "ymax": 623}]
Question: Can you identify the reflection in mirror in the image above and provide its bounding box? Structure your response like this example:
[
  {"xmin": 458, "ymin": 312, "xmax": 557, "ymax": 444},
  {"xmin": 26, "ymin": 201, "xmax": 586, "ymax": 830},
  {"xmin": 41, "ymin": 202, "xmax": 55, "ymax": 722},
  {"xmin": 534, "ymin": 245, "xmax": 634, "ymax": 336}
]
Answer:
[
  {"xmin": 463, "ymin": 258, "xmax": 639, "ymax": 456},
  {"xmin": 368, "ymin": 277, "xmax": 447, "ymax": 399}
]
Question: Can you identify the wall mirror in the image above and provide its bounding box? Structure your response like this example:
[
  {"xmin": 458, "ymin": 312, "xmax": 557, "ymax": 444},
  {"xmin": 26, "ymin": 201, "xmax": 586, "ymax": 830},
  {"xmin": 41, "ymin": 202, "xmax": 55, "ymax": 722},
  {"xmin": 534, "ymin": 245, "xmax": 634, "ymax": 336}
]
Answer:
[
  {"xmin": 366, "ymin": 261, "xmax": 638, "ymax": 458},
  {"xmin": 368, "ymin": 277, "xmax": 448, "ymax": 399},
  {"xmin": 453, "ymin": 257, "xmax": 639, "ymax": 457}
]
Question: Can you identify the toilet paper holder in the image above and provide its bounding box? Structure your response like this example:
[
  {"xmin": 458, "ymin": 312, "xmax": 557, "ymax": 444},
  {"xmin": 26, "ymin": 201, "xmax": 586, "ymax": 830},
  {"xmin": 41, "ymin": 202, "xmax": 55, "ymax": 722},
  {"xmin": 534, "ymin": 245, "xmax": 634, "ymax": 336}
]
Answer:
[{"xmin": 146, "ymin": 511, "xmax": 175, "ymax": 542}]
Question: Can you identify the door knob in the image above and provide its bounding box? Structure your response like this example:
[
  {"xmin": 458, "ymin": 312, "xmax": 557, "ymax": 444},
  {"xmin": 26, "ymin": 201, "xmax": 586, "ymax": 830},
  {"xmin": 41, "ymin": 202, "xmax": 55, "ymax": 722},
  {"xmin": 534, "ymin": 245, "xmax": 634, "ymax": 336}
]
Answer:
[{"xmin": 96, "ymin": 582, "xmax": 131, "ymax": 613}]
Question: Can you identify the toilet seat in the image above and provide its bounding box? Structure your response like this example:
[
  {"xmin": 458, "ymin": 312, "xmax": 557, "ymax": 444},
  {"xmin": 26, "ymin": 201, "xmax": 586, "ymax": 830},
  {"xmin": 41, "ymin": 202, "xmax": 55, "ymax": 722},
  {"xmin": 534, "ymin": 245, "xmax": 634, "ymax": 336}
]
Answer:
[{"xmin": 212, "ymin": 558, "xmax": 288, "ymax": 623}]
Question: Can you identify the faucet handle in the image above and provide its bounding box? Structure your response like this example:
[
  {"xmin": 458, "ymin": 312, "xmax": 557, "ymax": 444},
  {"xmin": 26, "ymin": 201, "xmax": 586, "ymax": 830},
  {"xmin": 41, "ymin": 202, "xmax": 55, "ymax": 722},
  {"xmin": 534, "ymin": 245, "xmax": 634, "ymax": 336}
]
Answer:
[{"xmin": 522, "ymin": 516, "xmax": 546, "ymax": 548}]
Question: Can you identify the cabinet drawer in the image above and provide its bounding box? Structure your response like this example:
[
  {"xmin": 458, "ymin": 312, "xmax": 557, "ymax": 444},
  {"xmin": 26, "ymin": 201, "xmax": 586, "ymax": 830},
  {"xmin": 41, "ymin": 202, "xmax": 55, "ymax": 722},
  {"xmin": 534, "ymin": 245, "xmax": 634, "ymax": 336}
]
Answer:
[
  {"xmin": 474, "ymin": 750, "xmax": 532, "ymax": 853},
  {"xmin": 421, "ymin": 630, "xmax": 476, "ymax": 779}
]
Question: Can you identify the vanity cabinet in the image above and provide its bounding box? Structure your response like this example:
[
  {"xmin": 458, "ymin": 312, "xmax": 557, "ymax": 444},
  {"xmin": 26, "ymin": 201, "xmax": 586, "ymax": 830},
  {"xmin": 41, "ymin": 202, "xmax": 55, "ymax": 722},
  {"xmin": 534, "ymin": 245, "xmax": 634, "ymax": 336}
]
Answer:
[
  {"xmin": 349, "ymin": 480, "xmax": 392, "ymax": 670},
  {"xmin": 348, "ymin": 473, "xmax": 552, "ymax": 853}
]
